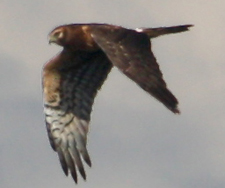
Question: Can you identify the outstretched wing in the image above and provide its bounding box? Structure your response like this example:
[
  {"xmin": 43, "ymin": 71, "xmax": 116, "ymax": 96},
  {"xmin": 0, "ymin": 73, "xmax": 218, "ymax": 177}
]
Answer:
[
  {"xmin": 90, "ymin": 25, "xmax": 180, "ymax": 113},
  {"xmin": 43, "ymin": 50, "xmax": 112, "ymax": 183},
  {"xmin": 138, "ymin": 24, "xmax": 193, "ymax": 38}
]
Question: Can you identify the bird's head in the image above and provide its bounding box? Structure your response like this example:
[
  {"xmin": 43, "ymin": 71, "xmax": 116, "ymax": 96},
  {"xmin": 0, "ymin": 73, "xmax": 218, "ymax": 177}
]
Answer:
[
  {"xmin": 48, "ymin": 26, "xmax": 67, "ymax": 46},
  {"xmin": 48, "ymin": 24, "xmax": 100, "ymax": 51}
]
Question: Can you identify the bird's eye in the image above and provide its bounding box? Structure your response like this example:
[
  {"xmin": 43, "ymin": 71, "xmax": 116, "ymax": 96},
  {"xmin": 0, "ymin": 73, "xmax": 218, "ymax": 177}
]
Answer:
[{"xmin": 54, "ymin": 31, "xmax": 63, "ymax": 38}]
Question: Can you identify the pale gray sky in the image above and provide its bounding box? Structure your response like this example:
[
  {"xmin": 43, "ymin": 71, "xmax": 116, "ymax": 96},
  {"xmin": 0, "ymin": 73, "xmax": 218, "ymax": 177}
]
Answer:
[{"xmin": 1, "ymin": 1, "xmax": 225, "ymax": 188}]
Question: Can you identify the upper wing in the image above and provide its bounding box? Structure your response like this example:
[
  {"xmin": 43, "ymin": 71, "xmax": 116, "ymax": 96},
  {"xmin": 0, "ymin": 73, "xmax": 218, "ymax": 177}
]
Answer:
[
  {"xmin": 42, "ymin": 50, "xmax": 112, "ymax": 183},
  {"xmin": 90, "ymin": 25, "xmax": 180, "ymax": 113},
  {"xmin": 138, "ymin": 24, "xmax": 193, "ymax": 38}
]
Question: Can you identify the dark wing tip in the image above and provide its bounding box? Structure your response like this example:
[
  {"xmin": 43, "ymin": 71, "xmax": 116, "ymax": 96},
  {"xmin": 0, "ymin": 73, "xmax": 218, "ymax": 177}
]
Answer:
[
  {"xmin": 83, "ymin": 154, "xmax": 92, "ymax": 167},
  {"xmin": 185, "ymin": 24, "xmax": 194, "ymax": 28},
  {"xmin": 145, "ymin": 84, "xmax": 180, "ymax": 114},
  {"xmin": 71, "ymin": 170, "xmax": 78, "ymax": 184},
  {"xmin": 171, "ymin": 106, "xmax": 180, "ymax": 114},
  {"xmin": 57, "ymin": 148, "xmax": 69, "ymax": 176},
  {"xmin": 141, "ymin": 24, "xmax": 194, "ymax": 38},
  {"xmin": 178, "ymin": 24, "xmax": 194, "ymax": 31},
  {"xmin": 79, "ymin": 168, "xmax": 86, "ymax": 180}
]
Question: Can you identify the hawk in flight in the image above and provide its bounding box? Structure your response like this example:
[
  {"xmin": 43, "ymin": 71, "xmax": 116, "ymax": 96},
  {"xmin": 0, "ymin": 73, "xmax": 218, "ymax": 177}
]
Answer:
[{"xmin": 43, "ymin": 23, "xmax": 192, "ymax": 183}]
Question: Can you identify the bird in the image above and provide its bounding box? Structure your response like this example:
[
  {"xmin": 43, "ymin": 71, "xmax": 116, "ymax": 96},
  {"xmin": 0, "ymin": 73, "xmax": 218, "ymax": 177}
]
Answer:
[{"xmin": 43, "ymin": 23, "xmax": 192, "ymax": 183}]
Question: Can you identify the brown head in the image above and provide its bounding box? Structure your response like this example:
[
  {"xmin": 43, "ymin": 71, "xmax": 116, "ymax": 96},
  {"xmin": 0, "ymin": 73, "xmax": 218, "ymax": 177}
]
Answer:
[
  {"xmin": 48, "ymin": 25, "xmax": 71, "ymax": 47},
  {"xmin": 48, "ymin": 24, "xmax": 99, "ymax": 51}
]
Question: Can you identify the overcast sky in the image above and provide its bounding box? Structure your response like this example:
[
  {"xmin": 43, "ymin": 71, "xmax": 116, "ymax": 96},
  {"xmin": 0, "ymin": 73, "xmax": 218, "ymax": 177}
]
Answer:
[{"xmin": 1, "ymin": 1, "xmax": 225, "ymax": 188}]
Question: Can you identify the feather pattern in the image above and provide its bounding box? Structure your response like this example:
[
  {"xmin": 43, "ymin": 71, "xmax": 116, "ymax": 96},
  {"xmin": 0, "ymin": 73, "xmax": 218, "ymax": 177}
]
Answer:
[
  {"xmin": 43, "ymin": 23, "xmax": 192, "ymax": 183},
  {"xmin": 43, "ymin": 50, "xmax": 112, "ymax": 183},
  {"xmin": 90, "ymin": 25, "xmax": 180, "ymax": 113}
]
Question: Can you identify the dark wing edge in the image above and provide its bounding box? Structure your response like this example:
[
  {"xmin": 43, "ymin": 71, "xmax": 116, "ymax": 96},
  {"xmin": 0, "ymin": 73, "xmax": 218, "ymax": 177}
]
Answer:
[
  {"xmin": 90, "ymin": 25, "xmax": 180, "ymax": 113},
  {"xmin": 43, "ymin": 50, "xmax": 112, "ymax": 183},
  {"xmin": 139, "ymin": 24, "xmax": 193, "ymax": 38}
]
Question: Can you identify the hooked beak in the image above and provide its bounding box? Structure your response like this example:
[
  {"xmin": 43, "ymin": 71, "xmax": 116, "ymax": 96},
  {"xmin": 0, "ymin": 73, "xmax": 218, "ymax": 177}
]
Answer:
[{"xmin": 48, "ymin": 35, "xmax": 57, "ymax": 44}]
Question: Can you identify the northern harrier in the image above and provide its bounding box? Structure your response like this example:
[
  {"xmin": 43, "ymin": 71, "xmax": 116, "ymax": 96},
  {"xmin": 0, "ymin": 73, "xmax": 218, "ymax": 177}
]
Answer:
[{"xmin": 43, "ymin": 23, "xmax": 192, "ymax": 183}]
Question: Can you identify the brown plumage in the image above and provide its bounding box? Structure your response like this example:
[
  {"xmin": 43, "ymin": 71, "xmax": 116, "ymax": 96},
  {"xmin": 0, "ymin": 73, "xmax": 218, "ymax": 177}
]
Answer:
[{"xmin": 43, "ymin": 23, "xmax": 192, "ymax": 183}]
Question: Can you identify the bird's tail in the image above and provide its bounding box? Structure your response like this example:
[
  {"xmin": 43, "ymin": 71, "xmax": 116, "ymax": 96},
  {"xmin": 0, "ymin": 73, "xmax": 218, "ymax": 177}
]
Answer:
[{"xmin": 139, "ymin": 24, "xmax": 193, "ymax": 38}]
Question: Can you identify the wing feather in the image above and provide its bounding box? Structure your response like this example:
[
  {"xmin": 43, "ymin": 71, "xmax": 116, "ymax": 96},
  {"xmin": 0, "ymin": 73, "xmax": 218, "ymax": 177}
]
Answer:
[
  {"xmin": 139, "ymin": 24, "xmax": 193, "ymax": 38},
  {"xmin": 90, "ymin": 25, "xmax": 180, "ymax": 113},
  {"xmin": 57, "ymin": 147, "xmax": 68, "ymax": 175},
  {"xmin": 43, "ymin": 50, "xmax": 112, "ymax": 182}
]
